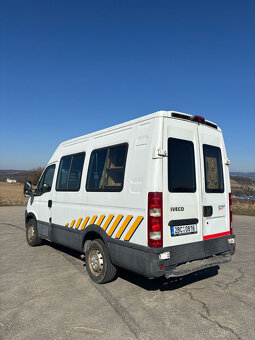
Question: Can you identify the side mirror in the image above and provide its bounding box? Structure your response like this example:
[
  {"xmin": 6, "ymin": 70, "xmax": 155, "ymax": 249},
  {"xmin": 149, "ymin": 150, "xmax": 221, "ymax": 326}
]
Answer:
[{"xmin": 24, "ymin": 181, "xmax": 32, "ymax": 197}]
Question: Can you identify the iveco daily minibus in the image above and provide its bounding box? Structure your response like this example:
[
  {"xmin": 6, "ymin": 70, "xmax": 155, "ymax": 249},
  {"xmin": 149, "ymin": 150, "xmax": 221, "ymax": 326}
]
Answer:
[{"xmin": 24, "ymin": 111, "xmax": 235, "ymax": 283}]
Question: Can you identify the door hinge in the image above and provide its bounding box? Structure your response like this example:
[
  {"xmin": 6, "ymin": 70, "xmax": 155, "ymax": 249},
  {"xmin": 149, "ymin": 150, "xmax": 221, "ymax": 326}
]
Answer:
[{"xmin": 152, "ymin": 148, "xmax": 168, "ymax": 159}]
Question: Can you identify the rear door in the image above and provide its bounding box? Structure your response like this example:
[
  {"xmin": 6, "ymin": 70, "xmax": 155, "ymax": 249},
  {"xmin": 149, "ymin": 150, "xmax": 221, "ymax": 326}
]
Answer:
[
  {"xmin": 198, "ymin": 125, "xmax": 230, "ymax": 240},
  {"xmin": 162, "ymin": 118, "xmax": 203, "ymax": 247}
]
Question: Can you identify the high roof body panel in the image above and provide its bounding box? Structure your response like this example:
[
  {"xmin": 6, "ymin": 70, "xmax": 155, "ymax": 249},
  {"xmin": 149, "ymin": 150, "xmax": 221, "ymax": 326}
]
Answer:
[{"xmin": 48, "ymin": 110, "xmax": 219, "ymax": 165}]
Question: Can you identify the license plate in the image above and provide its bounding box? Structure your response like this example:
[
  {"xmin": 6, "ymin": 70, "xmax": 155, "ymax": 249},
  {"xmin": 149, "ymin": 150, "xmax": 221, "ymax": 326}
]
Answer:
[{"xmin": 171, "ymin": 224, "xmax": 197, "ymax": 236}]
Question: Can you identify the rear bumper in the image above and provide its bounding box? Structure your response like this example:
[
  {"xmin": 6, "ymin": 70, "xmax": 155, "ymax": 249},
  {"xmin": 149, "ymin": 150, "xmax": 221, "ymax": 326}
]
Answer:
[
  {"xmin": 109, "ymin": 234, "xmax": 235, "ymax": 279},
  {"xmin": 164, "ymin": 252, "xmax": 232, "ymax": 278}
]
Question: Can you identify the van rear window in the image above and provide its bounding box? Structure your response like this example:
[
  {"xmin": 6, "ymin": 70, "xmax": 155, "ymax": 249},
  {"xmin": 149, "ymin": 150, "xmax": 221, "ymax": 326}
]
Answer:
[
  {"xmin": 86, "ymin": 144, "xmax": 128, "ymax": 192},
  {"xmin": 203, "ymin": 145, "xmax": 224, "ymax": 193},
  {"xmin": 168, "ymin": 138, "xmax": 196, "ymax": 193}
]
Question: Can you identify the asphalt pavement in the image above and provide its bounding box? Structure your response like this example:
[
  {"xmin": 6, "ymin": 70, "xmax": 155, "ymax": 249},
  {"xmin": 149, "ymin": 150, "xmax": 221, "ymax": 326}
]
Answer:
[{"xmin": 0, "ymin": 206, "xmax": 254, "ymax": 340}]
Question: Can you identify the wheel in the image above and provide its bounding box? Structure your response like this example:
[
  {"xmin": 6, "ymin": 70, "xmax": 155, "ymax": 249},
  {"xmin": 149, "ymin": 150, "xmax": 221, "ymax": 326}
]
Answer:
[
  {"xmin": 85, "ymin": 239, "xmax": 117, "ymax": 284},
  {"xmin": 26, "ymin": 218, "xmax": 42, "ymax": 247}
]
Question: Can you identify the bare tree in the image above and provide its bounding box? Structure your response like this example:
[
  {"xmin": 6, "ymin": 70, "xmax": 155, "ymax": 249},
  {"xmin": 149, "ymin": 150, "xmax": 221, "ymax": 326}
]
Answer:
[{"xmin": 23, "ymin": 167, "xmax": 44, "ymax": 185}]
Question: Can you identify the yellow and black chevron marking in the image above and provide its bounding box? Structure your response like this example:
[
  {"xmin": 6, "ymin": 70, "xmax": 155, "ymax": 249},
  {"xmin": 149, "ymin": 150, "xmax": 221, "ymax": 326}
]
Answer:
[{"xmin": 65, "ymin": 214, "xmax": 144, "ymax": 241}]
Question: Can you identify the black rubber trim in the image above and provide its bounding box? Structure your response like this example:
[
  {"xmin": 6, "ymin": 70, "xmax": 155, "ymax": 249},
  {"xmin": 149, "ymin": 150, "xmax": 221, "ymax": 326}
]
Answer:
[
  {"xmin": 52, "ymin": 223, "xmax": 81, "ymax": 233},
  {"xmin": 46, "ymin": 221, "xmax": 160, "ymax": 253},
  {"xmin": 171, "ymin": 112, "xmax": 191, "ymax": 121},
  {"xmin": 168, "ymin": 218, "xmax": 198, "ymax": 226},
  {"xmin": 205, "ymin": 121, "xmax": 217, "ymax": 129},
  {"xmin": 171, "ymin": 112, "xmax": 217, "ymax": 129}
]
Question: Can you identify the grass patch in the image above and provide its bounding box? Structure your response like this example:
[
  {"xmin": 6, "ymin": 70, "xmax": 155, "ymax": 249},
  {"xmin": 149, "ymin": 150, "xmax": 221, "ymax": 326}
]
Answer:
[
  {"xmin": 0, "ymin": 182, "xmax": 28, "ymax": 206},
  {"xmin": 232, "ymin": 198, "xmax": 255, "ymax": 216}
]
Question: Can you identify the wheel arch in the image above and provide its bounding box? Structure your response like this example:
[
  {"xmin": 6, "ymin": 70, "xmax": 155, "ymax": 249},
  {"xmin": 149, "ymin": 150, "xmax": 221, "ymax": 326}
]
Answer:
[
  {"xmin": 25, "ymin": 211, "xmax": 37, "ymax": 228},
  {"xmin": 82, "ymin": 225, "xmax": 110, "ymax": 253}
]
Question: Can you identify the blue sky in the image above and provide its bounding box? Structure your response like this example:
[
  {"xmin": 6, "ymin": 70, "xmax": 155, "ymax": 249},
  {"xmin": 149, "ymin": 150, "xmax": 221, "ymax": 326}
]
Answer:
[{"xmin": 0, "ymin": 0, "xmax": 254, "ymax": 171}]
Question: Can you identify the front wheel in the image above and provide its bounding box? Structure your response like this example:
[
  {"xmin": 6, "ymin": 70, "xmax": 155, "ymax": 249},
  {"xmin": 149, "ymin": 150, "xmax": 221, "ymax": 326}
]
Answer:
[
  {"xmin": 26, "ymin": 218, "xmax": 42, "ymax": 247},
  {"xmin": 85, "ymin": 239, "xmax": 117, "ymax": 284}
]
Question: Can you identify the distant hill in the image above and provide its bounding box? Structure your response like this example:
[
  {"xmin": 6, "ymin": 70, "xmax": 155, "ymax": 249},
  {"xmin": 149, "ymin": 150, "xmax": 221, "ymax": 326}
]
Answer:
[
  {"xmin": 1, "ymin": 169, "xmax": 255, "ymax": 189},
  {"xmin": 231, "ymin": 172, "xmax": 255, "ymax": 179},
  {"xmin": 0, "ymin": 170, "xmax": 30, "ymax": 183},
  {"xmin": 230, "ymin": 175, "xmax": 255, "ymax": 197}
]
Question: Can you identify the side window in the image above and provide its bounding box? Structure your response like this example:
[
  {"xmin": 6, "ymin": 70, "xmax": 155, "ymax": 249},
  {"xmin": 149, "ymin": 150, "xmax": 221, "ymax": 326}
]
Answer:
[
  {"xmin": 56, "ymin": 152, "xmax": 85, "ymax": 191},
  {"xmin": 86, "ymin": 149, "xmax": 108, "ymax": 191},
  {"xmin": 56, "ymin": 156, "xmax": 72, "ymax": 190},
  {"xmin": 86, "ymin": 144, "xmax": 128, "ymax": 192},
  {"xmin": 37, "ymin": 164, "xmax": 56, "ymax": 194},
  {"xmin": 68, "ymin": 153, "xmax": 85, "ymax": 190},
  {"xmin": 203, "ymin": 144, "xmax": 224, "ymax": 193},
  {"xmin": 168, "ymin": 138, "xmax": 196, "ymax": 193}
]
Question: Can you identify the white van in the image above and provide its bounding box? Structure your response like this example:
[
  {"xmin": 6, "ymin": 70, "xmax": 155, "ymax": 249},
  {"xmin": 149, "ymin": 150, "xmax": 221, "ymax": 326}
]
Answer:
[{"xmin": 24, "ymin": 111, "xmax": 235, "ymax": 283}]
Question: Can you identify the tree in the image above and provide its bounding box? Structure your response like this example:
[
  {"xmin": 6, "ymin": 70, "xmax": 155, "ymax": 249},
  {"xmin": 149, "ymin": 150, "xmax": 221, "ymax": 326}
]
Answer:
[{"xmin": 23, "ymin": 167, "xmax": 44, "ymax": 185}]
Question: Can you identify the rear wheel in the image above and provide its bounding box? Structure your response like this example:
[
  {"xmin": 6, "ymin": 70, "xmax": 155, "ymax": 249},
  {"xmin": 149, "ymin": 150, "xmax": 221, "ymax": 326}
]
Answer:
[
  {"xmin": 85, "ymin": 239, "xmax": 117, "ymax": 283},
  {"xmin": 26, "ymin": 218, "xmax": 42, "ymax": 246}
]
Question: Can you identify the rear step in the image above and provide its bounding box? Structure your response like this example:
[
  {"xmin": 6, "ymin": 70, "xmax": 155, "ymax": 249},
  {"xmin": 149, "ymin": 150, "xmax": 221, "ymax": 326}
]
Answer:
[{"xmin": 164, "ymin": 253, "xmax": 232, "ymax": 278}]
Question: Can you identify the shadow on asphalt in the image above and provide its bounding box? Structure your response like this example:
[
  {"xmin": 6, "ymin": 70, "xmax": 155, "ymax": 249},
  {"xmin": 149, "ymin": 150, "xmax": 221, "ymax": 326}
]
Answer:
[
  {"xmin": 49, "ymin": 241, "xmax": 84, "ymax": 260},
  {"xmin": 117, "ymin": 266, "xmax": 219, "ymax": 291},
  {"xmin": 45, "ymin": 241, "xmax": 219, "ymax": 291}
]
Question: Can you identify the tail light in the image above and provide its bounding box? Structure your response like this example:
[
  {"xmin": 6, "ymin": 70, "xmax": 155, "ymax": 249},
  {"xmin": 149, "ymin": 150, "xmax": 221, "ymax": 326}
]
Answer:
[
  {"xmin": 148, "ymin": 192, "xmax": 163, "ymax": 247},
  {"xmin": 229, "ymin": 193, "xmax": 233, "ymax": 234}
]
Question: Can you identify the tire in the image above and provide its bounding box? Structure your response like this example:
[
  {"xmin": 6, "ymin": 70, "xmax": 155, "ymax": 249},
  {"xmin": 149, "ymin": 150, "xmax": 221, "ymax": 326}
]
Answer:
[
  {"xmin": 85, "ymin": 239, "xmax": 117, "ymax": 284},
  {"xmin": 26, "ymin": 218, "xmax": 42, "ymax": 247}
]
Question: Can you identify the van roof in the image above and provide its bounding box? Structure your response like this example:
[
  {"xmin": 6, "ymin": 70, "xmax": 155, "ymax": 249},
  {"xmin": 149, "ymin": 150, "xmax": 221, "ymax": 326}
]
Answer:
[
  {"xmin": 48, "ymin": 110, "xmax": 220, "ymax": 164},
  {"xmin": 61, "ymin": 110, "xmax": 219, "ymax": 145}
]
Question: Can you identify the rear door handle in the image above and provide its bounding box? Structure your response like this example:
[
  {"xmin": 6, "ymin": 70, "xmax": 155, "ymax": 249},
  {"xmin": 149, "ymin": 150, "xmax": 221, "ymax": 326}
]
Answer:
[
  {"xmin": 48, "ymin": 200, "xmax": 52, "ymax": 208},
  {"xmin": 203, "ymin": 206, "xmax": 213, "ymax": 217},
  {"xmin": 168, "ymin": 218, "xmax": 199, "ymax": 226}
]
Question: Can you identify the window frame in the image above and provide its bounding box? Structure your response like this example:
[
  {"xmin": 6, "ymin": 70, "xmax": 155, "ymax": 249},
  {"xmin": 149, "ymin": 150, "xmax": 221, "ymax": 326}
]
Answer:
[
  {"xmin": 168, "ymin": 137, "xmax": 196, "ymax": 193},
  {"xmin": 203, "ymin": 144, "xmax": 224, "ymax": 193},
  {"xmin": 37, "ymin": 164, "xmax": 56, "ymax": 195},
  {"xmin": 86, "ymin": 143, "xmax": 128, "ymax": 192},
  {"xmin": 56, "ymin": 152, "xmax": 85, "ymax": 192}
]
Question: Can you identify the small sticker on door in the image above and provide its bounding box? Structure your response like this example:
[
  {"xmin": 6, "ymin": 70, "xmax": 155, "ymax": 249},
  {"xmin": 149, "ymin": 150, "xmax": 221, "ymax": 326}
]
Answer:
[{"xmin": 218, "ymin": 205, "xmax": 225, "ymax": 211}]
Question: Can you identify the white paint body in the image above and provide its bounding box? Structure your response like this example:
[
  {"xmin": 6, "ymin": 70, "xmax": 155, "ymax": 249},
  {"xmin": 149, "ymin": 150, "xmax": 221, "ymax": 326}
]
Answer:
[{"xmin": 26, "ymin": 111, "xmax": 231, "ymax": 248}]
